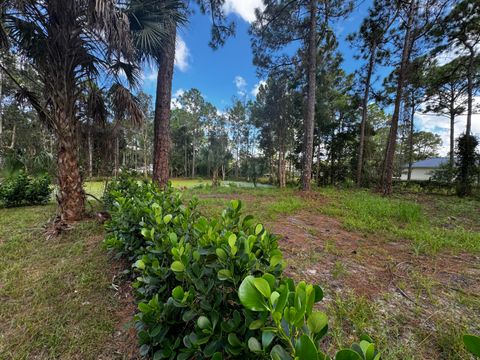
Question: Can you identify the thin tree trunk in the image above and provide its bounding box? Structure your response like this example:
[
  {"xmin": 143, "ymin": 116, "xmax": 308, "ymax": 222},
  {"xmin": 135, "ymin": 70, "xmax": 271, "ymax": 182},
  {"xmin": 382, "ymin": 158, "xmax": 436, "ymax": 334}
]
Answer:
[
  {"xmin": 279, "ymin": 147, "xmax": 286, "ymax": 188},
  {"xmin": 143, "ymin": 124, "xmax": 148, "ymax": 177},
  {"xmin": 114, "ymin": 133, "xmax": 119, "ymax": 176},
  {"xmin": 192, "ymin": 143, "xmax": 196, "ymax": 178},
  {"xmin": 381, "ymin": 0, "xmax": 416, "ymax": 195},
  {"xmin": 316, "ymin": 140, "xmax": 321, "ymax": 186},
  {"xmin": 0, "ymin": 65, "xmax": 3, "ymax": 166},
  {"xmin": 301, "ymin": 0, "xmax": 317, "ymax": 191},
  {"xmin": 356, "ymin": 43, "xmax": 377, "ymax": 186},
  {"xmin": 449, "ymin": 99, "xmax": 455, "ymax": 169},
  {"xmin": 153, "ymin": 24, "xmax": 176, "ymax": 187},
  {"xmin": 407, "ymin": 97, "xmax": 415, "ymax": 183},
  {"xmin": 9, "ymin": 124, "xmax": 16, "ymax": 149},
  {"xmin": 465, "ymin": 47, "xmax": 474, "ymax": 136},
  {"xmin": 87, "ymin": 121, "xmax": 93, "ymax": 178}
]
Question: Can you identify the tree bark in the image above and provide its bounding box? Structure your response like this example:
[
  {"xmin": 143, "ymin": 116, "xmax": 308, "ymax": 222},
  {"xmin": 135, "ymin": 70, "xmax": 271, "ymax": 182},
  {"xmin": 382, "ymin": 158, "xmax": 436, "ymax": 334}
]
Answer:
[
  {"xmin": 56, "ymin": 115, "xmax": 85, "ymax": 221},
  {"xmin": 87, "ymin": 121, "xmax": 93, "ymax": 178},
  {"xmin": 407, "ymin": 95, "xmax": 415, "ymax": 183},
  {"xmin": 356, "ymin": 43, "xmax": 376, "ymax": 187},
  {"xmin": 449, "ymin": 99, "xmax": 455, "ymax": 169},
  {"xmin": 381, "ymin": 0, "xmax": 416, "ymax": 195},
  {"xmin": 301, "ymin": 0, "xmax": 317, "ymax": 191},
  {"xmin": 0, "ymin": 65, "xmax": 3, "ymax": 166},
  {"xmin": 153, "ymin": 24, "xmax": 176, "ymax": 187},
  {"xmin": 278, "ymin": 148, "xmax": 286, "ymax": 188},
  {"xmin": 465, "ymin": 46, "xmax": 474, "ymax": 137},
  {"xmin": 114, "ymin": 133, "xmax": 119, "ymax": 176}
]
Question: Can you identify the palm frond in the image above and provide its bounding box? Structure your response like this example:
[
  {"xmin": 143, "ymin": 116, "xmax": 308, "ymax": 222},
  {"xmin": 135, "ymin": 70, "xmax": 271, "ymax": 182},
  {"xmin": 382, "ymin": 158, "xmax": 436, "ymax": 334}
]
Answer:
[{"xmin": 109, "ymin": 82, "xmax": 144, "ymax": 127}]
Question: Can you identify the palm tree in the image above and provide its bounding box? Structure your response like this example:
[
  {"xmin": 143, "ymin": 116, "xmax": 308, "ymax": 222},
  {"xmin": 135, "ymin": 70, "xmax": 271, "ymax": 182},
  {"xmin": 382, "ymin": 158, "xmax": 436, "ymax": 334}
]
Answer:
[
  {"xmin": 1, "ymin": 0, "xmax": 139, "ymax": 221},
  {"xmin": 125, "ymin": 0, "xmax": 186, "ymax": 187},
  {"xmin": 126, "ymin": 0, "xmax": 235, "ymax": 187}
]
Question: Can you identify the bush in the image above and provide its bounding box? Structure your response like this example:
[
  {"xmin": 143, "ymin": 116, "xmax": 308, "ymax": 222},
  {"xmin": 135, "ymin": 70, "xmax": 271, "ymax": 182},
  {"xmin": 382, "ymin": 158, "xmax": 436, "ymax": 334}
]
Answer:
[
  {"xmin": 104, "ymin": 175, "xmax": 379, "ymax": 359},
  {"xmin": 0, "ymin": 172, "xmax": 52, "ymax": 207},
  {"xmin": 456, "ymin": 134, "xmax": 479, "ymax": 197}
]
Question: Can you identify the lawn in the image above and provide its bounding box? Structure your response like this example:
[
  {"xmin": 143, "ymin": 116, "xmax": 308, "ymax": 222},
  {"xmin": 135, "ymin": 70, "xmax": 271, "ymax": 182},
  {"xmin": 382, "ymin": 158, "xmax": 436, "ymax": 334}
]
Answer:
[{"xmin": 1, "ymin": 184, "xmax": 479, "ymax": 359}]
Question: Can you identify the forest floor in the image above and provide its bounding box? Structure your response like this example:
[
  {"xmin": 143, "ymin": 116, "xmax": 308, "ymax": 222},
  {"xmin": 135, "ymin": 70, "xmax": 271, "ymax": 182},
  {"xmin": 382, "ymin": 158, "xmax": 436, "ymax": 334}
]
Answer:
[{"xmin": 0, "ymin": 182, "xmax": 479, "ymax": 359}]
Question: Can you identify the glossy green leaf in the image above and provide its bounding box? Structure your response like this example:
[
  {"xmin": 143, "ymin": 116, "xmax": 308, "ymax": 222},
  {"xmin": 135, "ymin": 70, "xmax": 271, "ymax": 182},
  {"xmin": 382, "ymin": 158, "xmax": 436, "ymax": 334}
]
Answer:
[
  {"xmin": 255, "ymin": 223, "xmax": 263, "ymax": 235},
  {"xmin": 253, "ymin": 277, "xmax": 271, "ymax": 298},
  {"xmin": 217, "ymin": 269, "xmax": 232, "ymax": 281},
  {"xmin": 248, "ymin": 337, "xmax": 262, "ymax": 352},
  {"xmin": 238, "ymin": 276, "xmax": 269, "ymax": 311},
  {"xmin": 335, "ymin": 349, "xmax": 363, "ymax": 360},
  {"xmin": 197, "ymin": 316, "xmax": 211, "ymax": 330},
  {"xmin": 295, "ymin": 334, "xmax": 318, "ymax": 360},
  {"xmin": 171, "ymin": 261, "xmax": 185, "ymax": 272},
  {"xmin": 134, "ymin": 259, "xmax": 145, "ymax": 270},
  {"xmin": 307, "ymin": 311, "xmax": 328, "ymax": 334},
  {"xmin": 172, "ymin": 286, "xmax": 184, "ymax": 300},
  {"xmin": 163, "ymin": 214, "xmax": 173, "ymax": 224},
  {"xmin": 271, "ymin": 345, "xmax": 292, "ymax": 360}
]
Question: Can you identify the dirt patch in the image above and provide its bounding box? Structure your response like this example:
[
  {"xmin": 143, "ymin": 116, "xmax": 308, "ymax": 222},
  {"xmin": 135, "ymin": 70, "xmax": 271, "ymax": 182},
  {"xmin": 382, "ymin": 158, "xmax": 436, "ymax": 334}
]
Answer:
[
  {"xmin": 99, "ymin": 258, "xmax": 139, "ymax": 360},
  {"xmin": 271, "ymin": 211, "xmax": 480, "ymax": 300}
]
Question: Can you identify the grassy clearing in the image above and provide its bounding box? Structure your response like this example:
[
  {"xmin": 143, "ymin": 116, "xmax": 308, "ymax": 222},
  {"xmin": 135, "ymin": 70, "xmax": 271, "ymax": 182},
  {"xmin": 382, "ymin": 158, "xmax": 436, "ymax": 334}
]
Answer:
[
  {"xmin": 317, "ymin": 188, "xmax": 480, "ymax": 254},
  {"xmin": 0, "ymin": 205, "xmax": 121, "ymax": 359},
  {"xmin": 1, "ymin": 184, "xmax": 478, "ymax": 358}
]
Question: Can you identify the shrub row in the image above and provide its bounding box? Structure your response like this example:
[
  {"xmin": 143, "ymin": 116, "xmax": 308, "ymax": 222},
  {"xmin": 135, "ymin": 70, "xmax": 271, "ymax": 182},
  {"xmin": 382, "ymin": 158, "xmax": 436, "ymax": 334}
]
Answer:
[
  {"xmin": 0, "ymin": 172, "xmax": 52, "ymax": 208},
  {"xmin": 104, "ymin": 175, "xmax": 380, "ymax": 360}
]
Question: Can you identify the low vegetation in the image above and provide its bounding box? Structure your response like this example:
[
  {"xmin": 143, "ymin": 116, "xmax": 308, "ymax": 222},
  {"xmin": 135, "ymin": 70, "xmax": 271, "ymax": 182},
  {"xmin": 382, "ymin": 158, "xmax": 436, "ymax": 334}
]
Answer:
[
  {"xmin": 0, "ymin": 172, "xmax": 52, "ymax": 208},
  {"xmin": 1, "ymin": 180, "xmax": 479, "ymax": 359},
  {"xmin": 104, "ymin": 175, "xmax": 379, "ymax": 359}
]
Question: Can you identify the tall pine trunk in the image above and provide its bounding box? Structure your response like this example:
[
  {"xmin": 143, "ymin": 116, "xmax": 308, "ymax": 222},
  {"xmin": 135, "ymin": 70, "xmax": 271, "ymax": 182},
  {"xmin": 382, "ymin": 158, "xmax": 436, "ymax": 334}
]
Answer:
[
  {"xmin": 449, "ymin": 99, "xmax": 455, "ymax": 168},
  {"xmin": 407, "ymin": 96, "xmax": 415, "ymax": 182},
  {"xmin": 153, "ymin": 24, "xmax": 176, "ymax": 187},
  {"xmin": 356, "ymin": 43, "xmax": 376, "ymax": 186},
  {"xmin": 301, "ymin": 0, "xmax": 317, "ymax": 191},
  {"xmin": 465, "ymin": 46, "xmax": 474, "ymax": 136},
  {"xmin": 381, "ymin": 0, "xmax": 416, "ymax": 195}
]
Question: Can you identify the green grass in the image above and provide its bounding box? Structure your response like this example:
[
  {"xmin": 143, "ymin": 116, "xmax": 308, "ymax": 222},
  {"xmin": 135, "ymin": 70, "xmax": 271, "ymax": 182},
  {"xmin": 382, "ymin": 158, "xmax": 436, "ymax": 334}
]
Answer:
[
  {"xmin": 0, "ymin": 205, "xmax": 121, "ymax": 359},
  {"xmin": 317, "ymin": 188, "xmax": 480, "ymax": 254}
]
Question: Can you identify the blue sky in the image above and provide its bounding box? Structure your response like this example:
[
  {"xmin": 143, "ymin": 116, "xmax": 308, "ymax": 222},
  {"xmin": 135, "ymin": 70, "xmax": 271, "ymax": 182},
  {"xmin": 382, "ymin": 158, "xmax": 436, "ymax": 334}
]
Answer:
[
  {"xmin": 140, "ymin": 0, "xmax": 372, "ymax": 110},
  {"xmin": 138, "ymin": 0, "xmax": 479, "ymax": 155}
]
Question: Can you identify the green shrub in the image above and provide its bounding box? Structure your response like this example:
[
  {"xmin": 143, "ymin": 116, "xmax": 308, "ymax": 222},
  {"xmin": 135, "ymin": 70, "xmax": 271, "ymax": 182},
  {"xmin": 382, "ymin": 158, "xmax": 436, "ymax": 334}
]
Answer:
[
  {"xmin": 104, "ymin": 175, "xmax": 379, "ymax": 359},
  {"xmin": 0, "ymin": 172, "xmax": 52, "ymax": 207},
  {"xmin": 238, "ymin": 275, "xmax": 380, "ymax": 360}
]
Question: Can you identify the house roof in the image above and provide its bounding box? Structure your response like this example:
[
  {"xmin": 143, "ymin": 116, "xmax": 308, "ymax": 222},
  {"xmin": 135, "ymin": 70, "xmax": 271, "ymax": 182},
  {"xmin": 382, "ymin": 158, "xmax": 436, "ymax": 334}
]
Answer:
[{"xmin": 406, "ymin": 157, "xmax": 449, "ymax": 169}]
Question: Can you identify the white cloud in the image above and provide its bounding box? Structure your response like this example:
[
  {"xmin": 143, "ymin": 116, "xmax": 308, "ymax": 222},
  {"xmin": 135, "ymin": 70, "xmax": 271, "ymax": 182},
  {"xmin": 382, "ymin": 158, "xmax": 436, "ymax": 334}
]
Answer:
[
  {"xmin": 415, "ymin": 97, "xmax": 480, "ymax": 155},
  {"xmin": 175, "ymin": 36, "xmax": 190, "ymax": 72},
  {"xmin": 234, "ymin": 75, "xmax": 247, "ymax": 96},
  {"xmin": 251, "ymin": 80, "xmax": 266, "ymax": 97},
  {"xmin": 171, "ymin": 88, "xmax": 185, "ymax": 109},
  {"xmin": 435, "ymin": 43, "xmax": 480, "ymax": 66},
  {"xmin": 223, "ymin": 0, "xmax": 265, "ymax": 23}
]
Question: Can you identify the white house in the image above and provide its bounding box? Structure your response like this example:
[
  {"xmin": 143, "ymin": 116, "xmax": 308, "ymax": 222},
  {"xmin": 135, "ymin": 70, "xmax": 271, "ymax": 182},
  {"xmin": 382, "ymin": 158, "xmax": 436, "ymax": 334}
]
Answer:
[{"xmin": 400, "ymin": 157, "xmax": 448, "ymax": 181}]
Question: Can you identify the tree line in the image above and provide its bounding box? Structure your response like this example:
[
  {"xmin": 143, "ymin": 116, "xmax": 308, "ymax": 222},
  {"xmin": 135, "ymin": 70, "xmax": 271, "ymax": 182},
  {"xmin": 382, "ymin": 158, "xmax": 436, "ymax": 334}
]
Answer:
[{"xmin": 0, "ymin": 0, "xmax": 479, "ymax": 221}]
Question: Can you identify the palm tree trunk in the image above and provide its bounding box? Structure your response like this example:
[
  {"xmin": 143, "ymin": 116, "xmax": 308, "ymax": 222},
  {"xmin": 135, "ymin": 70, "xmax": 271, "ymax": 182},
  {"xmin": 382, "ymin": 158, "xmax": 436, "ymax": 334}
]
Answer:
[
  {"xmin": 56, "ymin": 114, "xmax": 85, "ymax": 221},
  {"xmin": 356, "ymin": 43, "xmax": 376, "ymax": 186},
  {"xmin": 301, "ymin": 0, "xmax": 317, "ymax": 191},
  {"xmin": 381, "ymin": 0, "xmax": 416, "ymax": 195},
  {"xmin": 153, "ymin": 24, "xmax": 176, "ymax": 187}
]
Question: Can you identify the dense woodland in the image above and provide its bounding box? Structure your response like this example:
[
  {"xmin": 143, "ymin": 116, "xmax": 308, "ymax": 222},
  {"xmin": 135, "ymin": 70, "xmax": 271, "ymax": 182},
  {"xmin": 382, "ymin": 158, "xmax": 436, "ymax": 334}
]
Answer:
[{"xmin": 0, "ymin": 0, "xmax": 479, "ymax": 221}]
